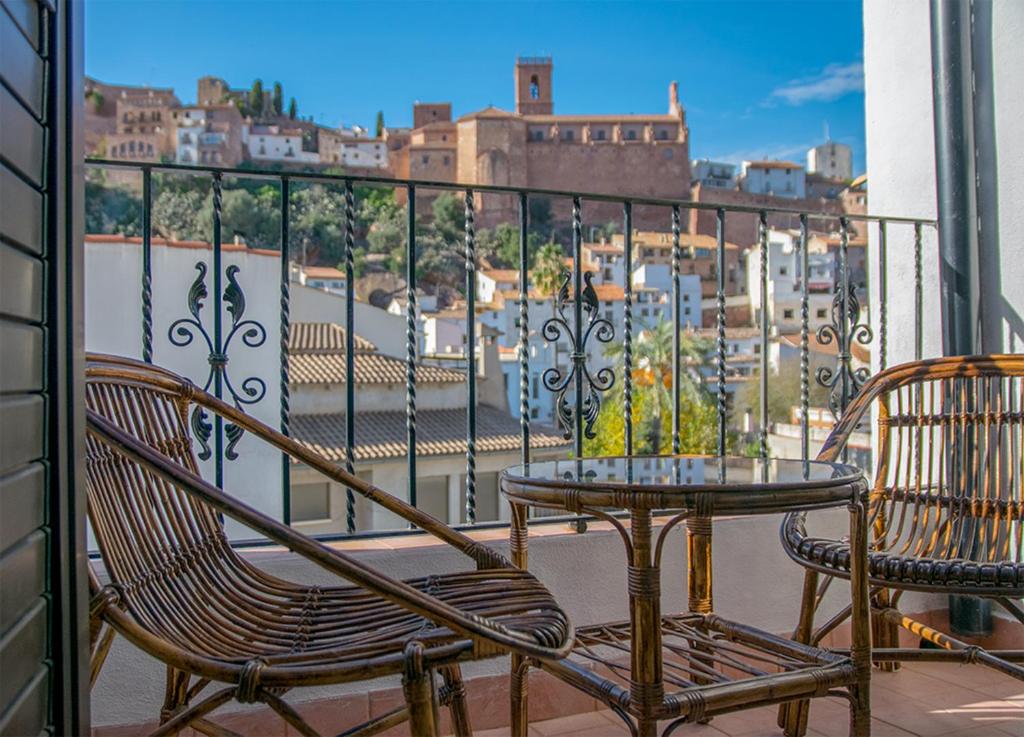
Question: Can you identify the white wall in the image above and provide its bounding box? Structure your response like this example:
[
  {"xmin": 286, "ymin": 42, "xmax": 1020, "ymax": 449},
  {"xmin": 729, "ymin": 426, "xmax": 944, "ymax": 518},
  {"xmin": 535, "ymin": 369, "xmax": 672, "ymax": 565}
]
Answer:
[
  {"xmin": 290, "ymin": 283, "xmax": 408, "ymax": 359},
  {"xmin": 863, "ymin": 0, "xmax": 1024, "ymax": 363},
  {"xmin": 292, "ymin": 380, "xmax": 466, "ymax": 414},
  {"xmin": 85, "ymin": 240, "xmax": 285, "ymax": 529}
]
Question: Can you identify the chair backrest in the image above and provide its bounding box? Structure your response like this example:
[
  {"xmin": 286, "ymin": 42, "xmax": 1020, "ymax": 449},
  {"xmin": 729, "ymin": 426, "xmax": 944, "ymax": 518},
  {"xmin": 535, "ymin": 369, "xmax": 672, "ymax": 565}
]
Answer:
[
  {"xmin": 85, "ymin": 354, "xmax": 227, "ymax": 591},
  {"xmin": 825, "ymin": 355, "xmax": 1024, "ymax": 562}
]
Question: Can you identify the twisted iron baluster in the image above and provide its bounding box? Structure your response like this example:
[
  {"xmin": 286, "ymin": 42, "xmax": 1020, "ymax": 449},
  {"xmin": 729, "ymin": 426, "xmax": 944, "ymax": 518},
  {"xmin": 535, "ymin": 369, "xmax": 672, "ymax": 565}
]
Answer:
[
  {"xmin": 715, "ymin": 208, "xmax": 726, "ymax": 456},
  {"xmin": 799, "ymin": 214, "xmax": 810, "ymax": 462},
  {"xmin": 406, "ymin": 185, "xmax": 417, "ymax": 515},
  {"xmin": 464, "ymin": 190, "xmax": 477, "ymax": 524},
  {"xmin": 344, "ymin": 180, "xmax": 357, "ymax": 534},
  {"xmin": 878, "ymin": 219, "xmax": 887, "ymax": 371},
  {"xmin": 212, "ymin": 172, "xmax": 225, "ymax": 487},
  {"xmin": 758, "ymin": 211, "xmax": 769, "ymax": 459},
  {"xmin": 518, "ymin": 193, "xmax": 530, "ymax": 466},
  {"xmin": 671, "ymin": 204, "xmax": 681, "ymax": 455},
  {"xmin": 816, "ymin": 216, "xmax": 872, "ymax": 424},
  {"xmin": 142, "ymin": 167, "xmax": 153, "ymax": 363},
  {"xmin": 280, "ymin": 177, "xmax": 291, "ymax": 524},
  {"xmin": 914, "ymin": 221, "xmax": 923, "ymax": 360},
  {"xmin": 623, "ymin": 202, "xmax": 633, "ymax": 457}
]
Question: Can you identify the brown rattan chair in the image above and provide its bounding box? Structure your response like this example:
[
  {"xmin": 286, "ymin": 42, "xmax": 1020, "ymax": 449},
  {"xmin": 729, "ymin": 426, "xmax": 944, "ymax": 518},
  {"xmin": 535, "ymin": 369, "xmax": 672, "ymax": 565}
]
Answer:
[
  {"xmin": 779, "ymin": 355, "xmax": 1024, "ymax": 737},
  {"xmin": 85, "ymin": 353, "xmax": 572, "ymax": 737}
]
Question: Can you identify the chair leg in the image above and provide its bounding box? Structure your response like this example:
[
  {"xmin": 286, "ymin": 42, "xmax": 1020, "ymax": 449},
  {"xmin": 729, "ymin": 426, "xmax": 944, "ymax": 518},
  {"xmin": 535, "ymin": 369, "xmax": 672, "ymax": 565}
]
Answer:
[
  {"xmin": 848, "ymin": 683, "xmax": 871, "ymax": 737},
  {"xmin": 510, "ymin": 655, "xmax": 530, "ymax": 737},
  {"xmin": 160, "ymin": 667, "xmax": 191, "ymax": 725},
  {"xmin": 871, "ymin": 588, "xmax": 901, "ymax": 672},
  {"xmin": 779, "ymin": 568, "xmax": 819, "ymax": 737},
  {"xmin": 438, "ymin": 664, "xmax": 472, "ymax": 737},
  {"xmin": 403, "ymin": 643, "xmax": 439, "ymax": 737}
]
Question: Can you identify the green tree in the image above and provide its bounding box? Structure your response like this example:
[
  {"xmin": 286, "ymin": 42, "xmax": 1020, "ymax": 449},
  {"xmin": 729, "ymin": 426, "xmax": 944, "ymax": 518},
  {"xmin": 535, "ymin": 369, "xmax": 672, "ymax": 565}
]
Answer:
[
  {"xmin": 85, "ymin": 176, "xmax": 142, "ymax": 235},
  {"xmin": 288, "ymin": 97, "xmax": 297, "ymax": 120},
  {"xmin": 528, "ymin": 196, "xmax": 553, "ymax": 241},
  {"xmin": 375, "ymin": 110, "xmax": 385, "ymax": 138},
  {"xmin": 197, "ymin": 187, "xmax": 281, "ymax": 249},
  {"xmin": 585, "ymin": 325, "xmax": 718, "ymax": 456},
  {"xmin": 152, "ymin": 185, "xmax": 206, "ymax": 241},
  {"xmin": 249, "ymin": 79, "xmax": 264, "ymax": 119},
  {"xmin": 530, "ymin": 242, "xmax": 565, "ymax": 300},
  {"xmin": 272, "ymin": 82, "xmax": 283, "ymax": 116},
  {"xmin": 733, "ymin": 358, "xmax": 830, "ymax": 428},
  {"xmin": 291, "ymin": 184, "xmax": 345, "ymax": 264}
]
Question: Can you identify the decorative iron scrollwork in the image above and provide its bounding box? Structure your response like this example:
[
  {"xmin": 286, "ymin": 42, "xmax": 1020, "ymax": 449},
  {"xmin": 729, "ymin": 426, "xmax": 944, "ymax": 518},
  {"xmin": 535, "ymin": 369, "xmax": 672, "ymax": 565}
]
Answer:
[
  {"xmin": 816, "ymin": 281, "xmax": 872, "ymax": 419},
  {"xmin": 542, "ymin": 270, "xmax": 615, "ymax": 440},
  {"xmin": 168, "ymin": 262, "xmax": 267, "ymax": 461}
]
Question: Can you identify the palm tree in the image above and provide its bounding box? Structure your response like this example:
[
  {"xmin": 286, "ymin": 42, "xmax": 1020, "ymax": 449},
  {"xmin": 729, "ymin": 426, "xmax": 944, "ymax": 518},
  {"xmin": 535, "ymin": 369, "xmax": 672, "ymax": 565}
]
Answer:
[
  {"xmin": 530, "ymin": 242, "xmax": 567, "ymax": 423},
  {"xmin": 601, "ymin": 322, "xmax": 713, "ymax": 453}
]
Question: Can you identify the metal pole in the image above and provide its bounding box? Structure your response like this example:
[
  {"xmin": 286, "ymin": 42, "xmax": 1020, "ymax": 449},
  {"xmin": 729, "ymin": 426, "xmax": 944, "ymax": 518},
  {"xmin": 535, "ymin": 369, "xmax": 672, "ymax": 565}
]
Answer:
[{"xmin": 930, "ymin": 0, "xmax": 987, "ymax": 636}]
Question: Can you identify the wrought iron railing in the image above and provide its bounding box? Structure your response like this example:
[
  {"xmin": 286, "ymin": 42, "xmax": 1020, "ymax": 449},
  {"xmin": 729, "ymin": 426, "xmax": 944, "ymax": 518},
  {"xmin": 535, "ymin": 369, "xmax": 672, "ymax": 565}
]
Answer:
[{"xmin": 84, "ymin": 158, "xmax": 936, "ymax": 541}]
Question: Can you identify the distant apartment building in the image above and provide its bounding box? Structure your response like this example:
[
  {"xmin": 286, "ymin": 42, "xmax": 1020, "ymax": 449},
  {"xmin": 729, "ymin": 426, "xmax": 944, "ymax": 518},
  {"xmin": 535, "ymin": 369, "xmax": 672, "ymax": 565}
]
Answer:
[
  {"xmin": 691, "ymin": 159, "xmax": 737, "ymax": 188},
  {"xmin": 246, "ymin": 124, "xmax": 319, "ymax": 164},
  {"xmin": 807, "ymin": 140, "xmax": 853, "ymax": 181},
  {"xmin": 172, "ymin": 105, "xmax": 245, "ymax": 166},
  {"xmin": 84, "ymin": 77, "xmax": 180, "ymax": 158},
  {"xmin": 391, "ymin": 58, "xmax": 691, "ymax": 224},
  {"xmin": 740, "ymin": 160, "xmax": 807, "ymax": 199},
  {"xmin": 611, "ymin": 230, "xmax": 744, "ymax": 298},
  {"xmin": 744, "ymin": 228, "xmax": 836, "ymax": 332}
]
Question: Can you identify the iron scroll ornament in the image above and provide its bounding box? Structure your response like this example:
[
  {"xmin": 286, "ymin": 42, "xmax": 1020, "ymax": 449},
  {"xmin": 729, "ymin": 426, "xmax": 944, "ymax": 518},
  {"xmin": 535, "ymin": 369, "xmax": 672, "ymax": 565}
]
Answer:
[
  {"xmin": 542, "ymin": 270, "xmax": 616, "ymax": 440},
  {"xmin": 168, "ymin": 263, "xmax": 268, "ymax": 459},
  {"xmin": 815, "ymin": 281, "xmax": 872, "ymax": 419}
]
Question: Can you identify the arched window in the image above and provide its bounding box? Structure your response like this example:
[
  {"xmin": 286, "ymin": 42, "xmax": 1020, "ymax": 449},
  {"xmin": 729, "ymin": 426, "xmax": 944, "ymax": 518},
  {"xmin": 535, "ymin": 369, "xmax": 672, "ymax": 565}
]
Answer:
[{"xmin": 529, "ymin": 74, "xmax": 539, "ymax": 100}]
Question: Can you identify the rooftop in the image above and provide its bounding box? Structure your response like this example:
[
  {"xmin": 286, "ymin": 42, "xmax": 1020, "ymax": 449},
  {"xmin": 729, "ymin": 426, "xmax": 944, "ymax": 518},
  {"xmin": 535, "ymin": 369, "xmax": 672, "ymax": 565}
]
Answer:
[{"xmin": 292, "ymin": 405, "xmax": 566, "ymax": 461}]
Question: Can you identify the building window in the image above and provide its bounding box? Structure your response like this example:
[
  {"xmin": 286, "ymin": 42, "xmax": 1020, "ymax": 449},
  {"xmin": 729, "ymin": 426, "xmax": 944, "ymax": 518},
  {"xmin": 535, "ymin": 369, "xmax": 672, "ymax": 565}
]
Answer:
[
  {"xmin": 657, "ymin": 129, "xmax": 668, "ymax": 140},
  {"xmin": 817, "ymin": 308, "xmax": 827, "ymax": 318},
  {"xmin": 531, "ymin": 130, "xmax": 544, "ymax": 141},
  {"xmin": 530, "ymin": 74, "xmax": 540, "ymax": 99},
  {"xmin": 595, "ymin": 129, "xmax": 606, "ymax": 141},
  {"xmin": 562, "ymin": 129, "xmax": 574, "ymax": 142},
  {"xmin": 683, "ymin": 293, "xmax": 689, "ymax": 302},
  {"xmin": 626, "ymin": 129, "xmax": 637, "ymax": 141},
  {"xmin": 783, "ymin": 309, "xmax": 795, "ymax": 319},
  {"xmin": 779, "ymin": 266, "xmax": 788, "ymax": 276},
  {"xmin": 422, "ymin": 155, "xmax": 429, "ymax": 164},
  {"xmin": 443, "ymin": 155, "xmax": 450, "ymax": 165}
]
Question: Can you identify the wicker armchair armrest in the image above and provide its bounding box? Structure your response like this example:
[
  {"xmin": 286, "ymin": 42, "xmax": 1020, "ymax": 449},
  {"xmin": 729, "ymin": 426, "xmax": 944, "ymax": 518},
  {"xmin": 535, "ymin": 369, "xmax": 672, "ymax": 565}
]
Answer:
[{"xmin": 86, "ymin": 409, "xmax": 572, "ymax": 661}]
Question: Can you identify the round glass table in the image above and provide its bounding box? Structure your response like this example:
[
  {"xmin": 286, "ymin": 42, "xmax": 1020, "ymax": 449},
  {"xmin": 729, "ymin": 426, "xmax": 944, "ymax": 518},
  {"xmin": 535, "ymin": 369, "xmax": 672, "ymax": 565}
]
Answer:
[{"xmin": 500, "ymin": 456, "xmax": 872, "ymax": 737}]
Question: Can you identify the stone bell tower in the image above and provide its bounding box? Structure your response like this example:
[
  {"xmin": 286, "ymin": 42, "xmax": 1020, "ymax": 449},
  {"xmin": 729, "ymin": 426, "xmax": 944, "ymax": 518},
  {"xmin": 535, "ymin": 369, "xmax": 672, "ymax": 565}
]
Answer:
[{"xmin": 515, "ymin": 57, "xmax": 553, "ymax": 115}]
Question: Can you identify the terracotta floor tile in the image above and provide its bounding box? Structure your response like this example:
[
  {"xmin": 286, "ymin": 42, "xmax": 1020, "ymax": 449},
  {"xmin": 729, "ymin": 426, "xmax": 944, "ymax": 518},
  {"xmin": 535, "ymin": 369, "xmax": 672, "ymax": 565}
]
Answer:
[{"xmin": 530, "ymin": 711, "xmax": 627, "ymax": 736}]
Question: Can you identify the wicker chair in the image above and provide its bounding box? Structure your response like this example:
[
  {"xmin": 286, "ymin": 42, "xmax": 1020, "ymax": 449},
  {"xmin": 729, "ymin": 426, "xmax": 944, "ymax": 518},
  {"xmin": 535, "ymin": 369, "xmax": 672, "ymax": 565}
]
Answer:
[
  {"xmin": 85, "ymin": 354, "xmax": 572, "ymax": 737},
  {"xmin": 779, "ymin": 355, "xmax": 1024, "ymax": 737}
]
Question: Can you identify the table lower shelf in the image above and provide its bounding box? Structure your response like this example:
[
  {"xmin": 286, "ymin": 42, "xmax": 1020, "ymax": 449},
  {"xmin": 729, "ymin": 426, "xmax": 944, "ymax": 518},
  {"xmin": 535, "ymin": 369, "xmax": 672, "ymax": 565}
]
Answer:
[{"xmin": 533, "ymin": 612, "xmax": 858, "ymax": 725}]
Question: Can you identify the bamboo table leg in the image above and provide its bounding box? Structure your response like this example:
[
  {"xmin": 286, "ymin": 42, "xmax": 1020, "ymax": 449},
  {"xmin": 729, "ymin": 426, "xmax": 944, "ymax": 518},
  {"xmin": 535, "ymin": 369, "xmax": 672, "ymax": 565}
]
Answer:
[
  {"xmin": 687, "ymin": 510, "xmax": 715, "ymax": 716},
  {"xmin": 630, "ymin": 509, "xmax": 663, "ymax": 737}
]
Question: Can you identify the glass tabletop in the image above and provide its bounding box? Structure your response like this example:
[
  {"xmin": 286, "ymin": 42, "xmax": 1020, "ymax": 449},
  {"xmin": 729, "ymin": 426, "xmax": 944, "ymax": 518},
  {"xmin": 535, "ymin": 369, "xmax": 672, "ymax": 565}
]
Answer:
[{"xmin": 501, "ymin": 455, "xmax": 861, "ymax": 492}]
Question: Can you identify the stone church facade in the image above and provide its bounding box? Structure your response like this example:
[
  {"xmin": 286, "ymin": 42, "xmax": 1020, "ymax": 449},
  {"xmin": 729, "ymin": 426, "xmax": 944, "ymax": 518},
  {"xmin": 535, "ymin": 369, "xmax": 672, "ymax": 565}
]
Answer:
[{"xmin": 393, "ymin": 58, "xmax": 691, "ymax": 227}]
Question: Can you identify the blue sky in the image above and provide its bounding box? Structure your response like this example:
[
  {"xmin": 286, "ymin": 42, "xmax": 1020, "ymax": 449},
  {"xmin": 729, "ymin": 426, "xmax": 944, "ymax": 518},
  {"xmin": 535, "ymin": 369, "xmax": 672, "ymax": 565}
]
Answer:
[{"xmin": 86, "ymin": 0, "xmax": 866, "ymax": 173}]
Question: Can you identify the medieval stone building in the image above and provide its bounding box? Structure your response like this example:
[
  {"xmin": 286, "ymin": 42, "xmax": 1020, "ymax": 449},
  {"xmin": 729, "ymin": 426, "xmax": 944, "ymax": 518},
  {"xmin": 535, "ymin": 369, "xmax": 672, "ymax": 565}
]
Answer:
[{"xmin": 392, "ymin": 58, "xmax": 691, "ymax": 227}]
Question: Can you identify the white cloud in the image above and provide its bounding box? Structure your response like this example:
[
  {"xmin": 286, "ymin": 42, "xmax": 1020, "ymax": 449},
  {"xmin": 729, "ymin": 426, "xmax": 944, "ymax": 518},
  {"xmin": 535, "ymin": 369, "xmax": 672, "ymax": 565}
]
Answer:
[
  {"xmin": 770, "ymin": 62, "xmax": 864, "ymax": 106},
  {"xmin": 713, "ymin": 142, "xmax": 814, "ymax": 167}
]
